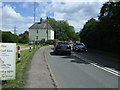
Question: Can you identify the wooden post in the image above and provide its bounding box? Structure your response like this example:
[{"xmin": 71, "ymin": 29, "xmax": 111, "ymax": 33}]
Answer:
[
  {"xmin": 29, "ymin": 46, "xmax": 32, "ymax": 52},
  {"xmin": 17, "ymin": 46, "xmax": 20, "ymax": 62}
]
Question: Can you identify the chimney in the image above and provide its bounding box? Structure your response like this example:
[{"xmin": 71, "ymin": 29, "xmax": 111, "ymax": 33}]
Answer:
[{"xmin": 40, "ymin": 18, "xmax": 43, "ymax": 24}]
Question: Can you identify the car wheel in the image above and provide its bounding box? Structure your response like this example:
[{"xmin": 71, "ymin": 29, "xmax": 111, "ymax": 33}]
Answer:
[{"xmin": 54, "ymin": 51, "xmax": 57, "ymax": 54}]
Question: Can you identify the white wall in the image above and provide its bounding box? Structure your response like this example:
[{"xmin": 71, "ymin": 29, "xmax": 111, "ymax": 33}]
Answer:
[
  {"xmin": 50, "ymin": 30, "xmax": 54, "ymax": 40},
  {"xmin": 29, "ymin": 29, "xmax": 54, "ymax": 41}
]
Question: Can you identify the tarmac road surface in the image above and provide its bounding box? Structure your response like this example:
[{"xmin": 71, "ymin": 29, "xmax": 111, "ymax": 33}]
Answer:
[{"xmin": 45, "ymin": 46, "xmax": 119, "ymax": 88}]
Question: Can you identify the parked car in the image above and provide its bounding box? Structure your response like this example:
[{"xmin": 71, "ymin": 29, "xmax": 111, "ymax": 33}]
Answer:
[
  {"xmin": 73, "ymin": 42, "xmax": 87, "ymax": 52},
  {"xmin": 69, "ymin": 41, "xmax": 73, "ymax": 50},
  {"xmin": 53, "ymin": 41, "xmax": 59, "ymax": 47},
  {"xmin": 54, "ymin": 41, "xmax": 71, "ymax": 56},
  {"xmin": 29, "ymin": 41, "xmax": 34, "ymax": 45}
]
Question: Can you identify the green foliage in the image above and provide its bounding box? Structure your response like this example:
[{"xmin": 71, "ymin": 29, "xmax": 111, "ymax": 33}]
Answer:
[
  {"xmin": 46, "ymin": 39, "xmax": 54, "ymax": 44},
  {"xmin": 47, "ymin": 18, "xmax": 79, "ymax": 41},
  {"xmin": 80, "ymin": 1, "xmax": 120, "ymax": 54},
  {"xmin": 2, "ymin": 31, "xmax": 20, "ymax": 43},
  {"xmin": 80, "ymin": 18, "xmax": 98, "ymax": 47},
  {"xmin": 19, "ymin": 35, "xmax": 29, "ymax": 44},
  {"xmin": 2, "ymin": 31, "xmax": 29, "ymax": 44}
]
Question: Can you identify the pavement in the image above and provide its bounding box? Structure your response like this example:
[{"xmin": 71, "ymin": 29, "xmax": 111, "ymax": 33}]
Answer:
[
  {"xmin": 19, "ymin": 46, "xmax": 32, "ymax": 51},
  {"xmin": 23, "ymin": 46, "xmax": 56, "ymax": 88}
]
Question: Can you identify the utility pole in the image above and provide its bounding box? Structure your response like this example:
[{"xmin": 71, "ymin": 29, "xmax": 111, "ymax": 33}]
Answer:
[
  {"xmin": 55, "ymin": 23, "xmax": 57, "ymax": 39},
  {"xmin": 46, "ymin": 17, "xmax": 48, "ymax": 41},
  {"xmin": 34, "ymin": 0, "xmax": 36, "ymax": 48},
  {"xmin": 34, "ymin": 0, "xmax": 36, "ymax": 24}
]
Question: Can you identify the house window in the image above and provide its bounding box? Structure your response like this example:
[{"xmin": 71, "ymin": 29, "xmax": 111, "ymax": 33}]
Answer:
[
  {"xmin": 36, "ymin": 30, "xmax": 38, "ymax": 33},
  {"xmin": 36, "ymin": 36, "xmax": 38, "ymax": 40}
]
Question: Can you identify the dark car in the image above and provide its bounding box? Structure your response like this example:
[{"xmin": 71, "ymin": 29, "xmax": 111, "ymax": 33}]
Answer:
[
  {"xmin": 53, "ymin": 41, "xmax": 59, "ymax": 47},
  {"xmin": 54, "ymin": 41, "xmax": 71, "ymax": 56},
  {"xmin": 73, "ymin": 42, "xmax": 87, "ymax": 52}
]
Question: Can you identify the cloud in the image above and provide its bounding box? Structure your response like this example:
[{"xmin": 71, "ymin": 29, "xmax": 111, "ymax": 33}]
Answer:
[
  {"xmin": 52, "ymin": 12, "xmax": 65, "ymax": 20},
  {"xmin": 51, "ymin": 0, "xmax": 108, "ymax": 2},
  {"xmin": 62, "ymin": 2, "xmax": 103, "ymax": 31},
  {"xmin": 1, "ymin": 1, "xmax": 107, "ymax": 34},
  {"xmin": 0, "ymin": 3, "xmax": 2, "ymax": 30},
  {"xmin": 39, "ymin": 2, "xmax": 104, "ymax": 32},
  {"xmin": 1, "ymin": 0, "xmax": 109, "ymax": 2},
  {"xmin": 0, "ymin": 2, "xmax": 2, "ymax": 7},
  {"xmin": 41, "ymin": 13, "xmax": 47, "ymax": 18},
  {"xmin": 21, "ymin": 2, "xmax": 29, "ymax": 8},
  {"xmin": 2, "ymin": 4, "xmax": 27, "ymax": 33},
  {"xmin": 2, "ymin": 5, "xmax": 24, "ymax": 23}
]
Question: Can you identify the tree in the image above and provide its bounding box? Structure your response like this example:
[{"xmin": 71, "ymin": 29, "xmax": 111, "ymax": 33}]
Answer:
[
  {"xmin": 19, "ymin": 31, "xmax": 29, "ymax": 44},
  {"xmin": 48, "ymin": 18, "xmax": 79, "ymax": 41},
  {"xmin": 2, "ymin": 31, "xmax": 20, "ymax": 43},
  {"xmin": 98, "ymin": 1, "xmax": 120, "ymax": 53},
  {"xmin": 19, "ymin": 35, "xmax": 29, "ymax": 44},
  {"xmin": 80, "ymin": 18, "xmax": 98, "ymax": 47},
  {"xmin": 79, "ymin": 1, "xmax": 120, "ymax": 53}
]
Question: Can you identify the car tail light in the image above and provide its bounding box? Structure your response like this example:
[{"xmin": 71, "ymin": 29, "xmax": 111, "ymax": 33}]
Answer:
[{"xmin": 68, "ymin": 42, "xmax": 70, "ymax": 45}]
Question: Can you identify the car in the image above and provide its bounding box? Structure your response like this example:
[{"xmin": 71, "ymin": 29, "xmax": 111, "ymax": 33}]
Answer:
[
  {"xmin": 73, "ymin": 42, "xmax": 87, "ymax": 52},
  {"xmin": 29, "ymin": 41, "xmax": 34, "ymax": 45},
  {"xmin": 54, "ymin": 41, "xmax": 71, "ymax": 56},
  {"xmin": 53, "ymin": 41, "xmax": 59, "ymax": 47},
  {"xmin": 69, "ymin": 41, "xmax": 73, "ymax": 50}
]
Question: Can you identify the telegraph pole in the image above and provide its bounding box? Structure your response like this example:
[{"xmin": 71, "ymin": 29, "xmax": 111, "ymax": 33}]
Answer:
[
  {"xmin": 46, "ymin": 17, "xmax": 48, "ymax": 41},
  {"xmin": 34, "ymin": 0, "xmax": 36, "ymax": 24},
  {"xmin": 34, "ymin": 0, "xmax": 36, "ymax": 48}
]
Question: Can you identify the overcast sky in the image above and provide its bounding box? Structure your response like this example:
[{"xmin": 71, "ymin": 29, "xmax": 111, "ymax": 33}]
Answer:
[{"xmin": 0, "ymin": 0, "xmax": 109, "ymax": 34}]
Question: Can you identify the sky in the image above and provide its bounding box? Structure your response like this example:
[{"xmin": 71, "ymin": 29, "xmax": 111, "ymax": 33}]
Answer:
[{"xmin": 0, "ymin": 0, "xmax": 109, "ymax": 34}]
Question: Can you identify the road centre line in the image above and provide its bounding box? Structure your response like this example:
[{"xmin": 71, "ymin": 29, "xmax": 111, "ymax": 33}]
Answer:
[{"xmin": 72, "ymin": 53, "xmax": 120, "ymax": 77}]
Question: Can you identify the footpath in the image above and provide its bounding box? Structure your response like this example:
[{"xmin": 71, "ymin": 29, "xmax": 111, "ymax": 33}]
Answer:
[
  {"xmin": 23, "ymin": 46, "xmax": 56, "ymax": 88},
  {"xmin": 18, "ymin": 46, "xmax": 32, "ymax": 51}
]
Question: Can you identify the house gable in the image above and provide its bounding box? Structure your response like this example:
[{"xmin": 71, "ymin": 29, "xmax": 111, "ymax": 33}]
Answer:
[{"xmin": 29, "ymin": 18, "xmax": 54, "ymax": 41}]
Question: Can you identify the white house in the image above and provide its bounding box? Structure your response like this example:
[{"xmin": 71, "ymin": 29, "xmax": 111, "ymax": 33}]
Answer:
[{"xmin": 29, "ymin": 18, "xmax": 54, "ymax": 41}]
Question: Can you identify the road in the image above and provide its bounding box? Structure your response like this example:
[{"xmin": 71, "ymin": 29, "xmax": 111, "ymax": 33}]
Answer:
[{"xmin": 45, "ymin": 46, "xmax": 119, "ymax": 88}]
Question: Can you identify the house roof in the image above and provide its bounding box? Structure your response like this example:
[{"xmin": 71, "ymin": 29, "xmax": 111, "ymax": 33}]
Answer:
[{"xmin": 29, "ymin": 21, "xmax": 53, "ymax": 29}]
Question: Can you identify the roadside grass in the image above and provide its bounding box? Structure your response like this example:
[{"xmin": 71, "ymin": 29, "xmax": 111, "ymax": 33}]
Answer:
[
  {"xmin": 16, "ymin": 43, "xmax": 45, "ymax": 47},
  {"xmin": 2, "ymin": 45, "xmax": 41, "ymax": 89},
  {"xmin": 88, "ymin": 48, "xmax": 120, "ymax": 59},
  {"xmin": 16, "ymin": 43, "xmax": 29, "ymax": 47}
]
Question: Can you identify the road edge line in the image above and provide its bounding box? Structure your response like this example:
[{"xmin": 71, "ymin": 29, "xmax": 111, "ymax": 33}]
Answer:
[
  {"xmin": 72, "ymin": 53, "xmax": 120, "ymax": 77},
  {"xmin": 44, "ymin": 46, "xmax": 60, "ymax": 88}
]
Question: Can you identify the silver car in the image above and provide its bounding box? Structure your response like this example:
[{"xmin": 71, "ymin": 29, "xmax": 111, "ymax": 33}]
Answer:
[{"xmin": 73, "ymin": 42, "xmax": 87, "ymax": 52}]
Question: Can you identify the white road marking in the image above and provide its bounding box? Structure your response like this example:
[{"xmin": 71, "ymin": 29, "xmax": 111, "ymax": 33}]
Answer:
[{"xmin": 72, "ymin": 53, "xmax": 120, "ymax": 77}]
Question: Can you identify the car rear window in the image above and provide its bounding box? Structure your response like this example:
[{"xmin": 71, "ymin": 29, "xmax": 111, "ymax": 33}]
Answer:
[
  {"xmin": 76, "ymin": 43, "xmax": 83, "ymax": 45},
  {"xmin": 58, "ymin": 42, "xmax": 68, "ymax": 45}
]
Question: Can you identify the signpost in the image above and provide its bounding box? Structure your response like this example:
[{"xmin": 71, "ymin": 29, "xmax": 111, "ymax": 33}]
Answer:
[{"xmin": 0, "ymin": 43, "xmax": 16, "ymax": 80}]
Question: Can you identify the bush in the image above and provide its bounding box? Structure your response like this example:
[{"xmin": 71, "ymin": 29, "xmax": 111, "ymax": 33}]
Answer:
[
  {"xmin": 2, "ymin": 31, "xmax": 20, "ymax": 43},
  {"xmin": 46, "ymin": 39, "xmax": 54, "ymax": 45},
  {"xmin": 19, "ymin": 35, "xmax": 29, "ymax": 44}
]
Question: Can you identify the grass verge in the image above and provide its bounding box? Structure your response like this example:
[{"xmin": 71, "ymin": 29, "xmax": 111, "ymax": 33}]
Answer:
[
  {"xmin": 2, "ymin": 45, "xmax": 41, "ymax": 89},
  {"xmin": 88, "ymin": 48, "xmax": 120, "ymax": 59},
  {"xmin": 16, "ymin": 43, "xmax": 29, "ymax": 47}
]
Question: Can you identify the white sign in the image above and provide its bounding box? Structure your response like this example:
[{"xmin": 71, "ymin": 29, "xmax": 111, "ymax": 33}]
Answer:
[{"xmin": 0, "ymin": 43, "xmax": 16, "ymax": 80}]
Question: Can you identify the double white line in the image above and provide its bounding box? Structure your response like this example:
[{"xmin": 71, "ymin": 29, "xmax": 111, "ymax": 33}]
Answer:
[{"xmin": 72, "ymin": 53, "xmax": 120, "ymax": 77}]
